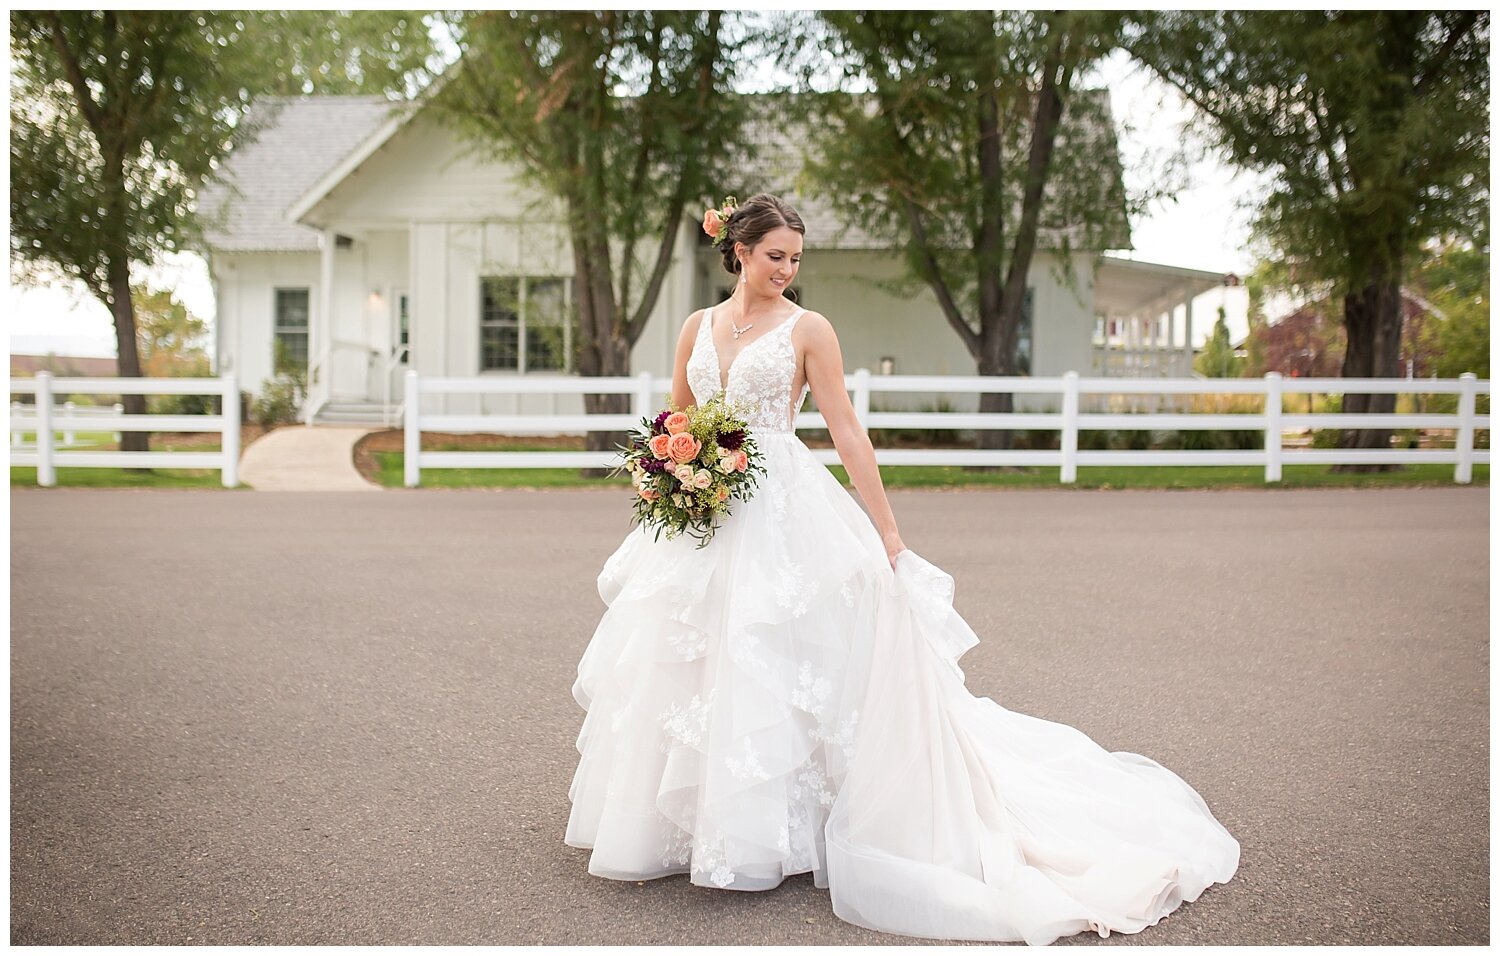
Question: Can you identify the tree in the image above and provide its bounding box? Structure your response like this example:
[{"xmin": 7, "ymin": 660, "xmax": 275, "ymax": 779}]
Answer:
[
  {"xmin": 429, "ymin": 11, "xmax": 759, "ymax": 468},
  {"xmin": 133, "ymin": 284, "xmax": 209, "ymax": 378},
  {"xmin": 788, "ymin": 11, "xmax": 1132, "ymax": 456},
  {"xmin": 1126, "ymin": 11, "xmax": 1489, "ymax": 469},
  {"xmin": 10, "ymin": 11, "xmax": 437, "ymax": 463},
  {"xmin": 1415, "ymin": 240, "xmax": 1489, "ymax": 381},
  {"xmin": 1194, "ymin": 307, "xmax": 1243, "ymax": 378}
]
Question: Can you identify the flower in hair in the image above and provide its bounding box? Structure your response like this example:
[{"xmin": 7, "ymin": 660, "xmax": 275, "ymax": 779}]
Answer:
[{"xmin": 702, "ymin": 195, "xmax": 739, "ymax": 246}]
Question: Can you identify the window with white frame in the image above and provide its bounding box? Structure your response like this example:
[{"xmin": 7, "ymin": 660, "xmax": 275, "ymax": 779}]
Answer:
[
  {"xmin": 480, "ymin": 275, "xmax": 575, "ymax": 372},
  {"xmin": 273, "ymin": 288, "xmax": 310, "ymax": 373}
]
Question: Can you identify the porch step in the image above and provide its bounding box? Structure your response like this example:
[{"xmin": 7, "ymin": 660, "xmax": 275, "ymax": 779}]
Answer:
[{"xmin": 312, "ymin": 401, "xmax": 398, "ymax": 426}]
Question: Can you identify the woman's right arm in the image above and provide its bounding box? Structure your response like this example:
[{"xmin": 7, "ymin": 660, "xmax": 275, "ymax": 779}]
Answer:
[
  {"xmin": 669, "ymin": 309, "xmax": 704, "ymax": 411},
  {"xmin": 798, "ymin": 311, "xmax": 907, "ymax": 568}
]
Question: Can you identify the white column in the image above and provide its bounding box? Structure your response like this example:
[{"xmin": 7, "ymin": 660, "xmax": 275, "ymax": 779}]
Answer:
[
  {"xmin": 319, "ymin": 227, "xmax": 335, "ymax": 396},
  {"xmin": 1184, "ymin": 294, "xmax": 1195, "ymax": 376}
]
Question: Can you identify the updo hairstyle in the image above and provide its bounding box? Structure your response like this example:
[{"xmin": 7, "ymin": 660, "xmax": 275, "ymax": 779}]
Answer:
[{"xmin": 718, "ymin": 193, "xmax": 806, "ymax": 276}]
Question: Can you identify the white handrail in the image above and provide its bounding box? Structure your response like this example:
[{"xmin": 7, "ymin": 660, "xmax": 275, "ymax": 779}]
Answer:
[{"xmin": 382, "ymin": 344, "xmax": 409, "ymax": 427}]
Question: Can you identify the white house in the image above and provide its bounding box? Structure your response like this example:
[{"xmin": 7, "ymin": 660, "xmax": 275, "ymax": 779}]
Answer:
[{"xmin": 197, "ymin": 90, "xmax": 1242, "ymax": 424}]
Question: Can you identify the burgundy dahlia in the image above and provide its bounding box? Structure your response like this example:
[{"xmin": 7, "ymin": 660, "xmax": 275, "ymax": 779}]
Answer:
[{"xmin": 717, "ymin": 429, "xmax": 746, "ymax": 451}]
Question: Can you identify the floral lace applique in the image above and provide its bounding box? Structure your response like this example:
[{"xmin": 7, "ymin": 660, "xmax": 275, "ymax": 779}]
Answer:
[
  {"xmin": 796, "ymin": 762, "xmax": 836, "ymax": 808},
  {"xmin": 686, "ymin": 305, "xmax": 808, "ymax": 434},
  {"xmin": 809, "ymin": 707, "xmax": 860, "ymax": 763},
  {"xmin": 659, "ymin": 690, "xmax": 714, "ymax": 749},
  {"xmin": 660, "ymin": 824, "xmax": 693, "ymax": 868},
  {"xmin": 665, "ymin": 627, "xmax": 707, "ymax": 660},
  {"xmin": 790, "ymin": 660, "xmax": 833, "ymax": 718},
  {"xmin": 691, "ymin": 828, "xmax": 736, "ymax": 888},
  {"xmin": 724, "ymin": 737, "xmax": 769, "ymax": 782},
  {"xmin": 729, "ymin": 630, "xmax": 769, "ymax": 673},
  {"xmin": 773, "ymin": 559, "xmax": 816, "ymax": 617}
]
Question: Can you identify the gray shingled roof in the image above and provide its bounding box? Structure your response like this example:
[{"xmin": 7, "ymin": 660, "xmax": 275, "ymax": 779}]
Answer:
[
  {"xmin": 196, "ymin": 96, "xmax": 400, "ymax": 252},
  {"xmin": 198, "ymin": 88, "xmax": 1129, "ymax": 253}
]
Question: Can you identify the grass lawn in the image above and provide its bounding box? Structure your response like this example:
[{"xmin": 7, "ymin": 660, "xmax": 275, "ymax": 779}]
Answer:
[
  {"xmin": 9, "ymin": 466, "xmax": 239, "ymax": 489},
  {"xmin": 10, "ymin": 434, "xmax": 248, "ymax": 489},
  {"xmin": 371, "ymin": 446, "xmax": 1487, "ymax": 491}
]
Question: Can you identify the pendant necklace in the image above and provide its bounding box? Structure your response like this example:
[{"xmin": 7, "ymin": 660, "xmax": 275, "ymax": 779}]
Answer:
[{"xmin": 730, "ymin": 306, "xmax": 753, "ymax": 339}]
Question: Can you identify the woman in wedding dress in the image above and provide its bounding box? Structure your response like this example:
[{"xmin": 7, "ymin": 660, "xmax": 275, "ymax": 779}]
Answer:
[{"xmin": 563, "ymin": 193, "xmax": 1240, "ymax": 945}]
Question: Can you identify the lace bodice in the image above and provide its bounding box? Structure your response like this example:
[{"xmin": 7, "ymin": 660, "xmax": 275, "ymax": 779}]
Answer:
[{"xmin": 686, "ymin": 304, "xmax": 810, "ymax": 434}]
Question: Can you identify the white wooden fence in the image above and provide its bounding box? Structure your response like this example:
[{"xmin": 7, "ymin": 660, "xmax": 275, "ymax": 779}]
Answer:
[
  {"xmin": 401, "ymin": 368, "xmax": 1489, "ymax": 487},
  {"xmin": 12, "ymin": 400, "xmax": 126, "ymax": 448},
  {"xmin": 9, "ymin": 371, "xmax": 241, "ymax": 487}
]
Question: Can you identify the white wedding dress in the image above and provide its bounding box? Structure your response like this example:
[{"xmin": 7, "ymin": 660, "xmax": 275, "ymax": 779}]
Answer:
[{"xmin": 564, "ymin": 304, "xmax": 1240, "ymax": 944}]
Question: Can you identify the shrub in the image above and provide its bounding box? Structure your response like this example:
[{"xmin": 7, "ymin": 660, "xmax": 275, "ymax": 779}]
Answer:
[{"xmin": 251, "ymin": 368, "xmax": 307, "ymax": 425}]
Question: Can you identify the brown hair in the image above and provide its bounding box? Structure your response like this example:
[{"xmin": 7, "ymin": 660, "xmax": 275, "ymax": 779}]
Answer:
[{"xmin": 718, "ymin": 193, "xmax": 805, "ymax": 275}]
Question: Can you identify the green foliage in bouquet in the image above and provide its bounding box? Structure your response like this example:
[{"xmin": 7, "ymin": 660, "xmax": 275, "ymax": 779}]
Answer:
[{"xmin": 608, "ymin": 394, "xmax": 769, "ymax": 548}]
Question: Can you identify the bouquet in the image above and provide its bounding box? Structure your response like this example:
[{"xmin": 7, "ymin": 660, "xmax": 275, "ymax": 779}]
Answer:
[{"xmin": 609, "ymin": 395, "xmax": 766, "ymax": 548}]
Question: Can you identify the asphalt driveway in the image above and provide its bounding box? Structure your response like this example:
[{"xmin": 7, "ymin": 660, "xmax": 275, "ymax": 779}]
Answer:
[{"xmin": 9, "ymin": 485, "xmax": 1489, "ymax": 945}]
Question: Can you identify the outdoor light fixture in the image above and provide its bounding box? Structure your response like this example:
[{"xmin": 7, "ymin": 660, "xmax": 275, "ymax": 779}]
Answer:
[{"xmin": 879, "ymin": 356, "xmax": 895, "ymax": 375}]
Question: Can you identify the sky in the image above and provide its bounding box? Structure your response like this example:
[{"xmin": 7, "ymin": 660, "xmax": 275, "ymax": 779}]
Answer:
[{"xmin": 8, "ymin": 41, "xmax": 1267, "ymax": 360}]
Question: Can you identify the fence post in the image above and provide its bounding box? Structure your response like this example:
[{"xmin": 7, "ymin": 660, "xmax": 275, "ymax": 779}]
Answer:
[
  {"xmin": 1060, "ymin": 371, "xmax": 1079, "ymax": 484},
  {"xmin": 222, "ymin": 371, "xmax": 240, "ymax": 488},
  {"xmin": 1456, "ymin": 371, "xmax": 1477, "ymax": 484},
  {"xmin": 63, "ymin": 400, "xmax": 76, "ymax": 446},
  {"xmin": 404, "ymin": 369, "xmax": 420, "ymax": 488},
  {"xmin": 113, "ymin": 403, "xmax": 123, "ymax": 443},
  {"xmin": 36, "ymin": 371, "xmax": 55, "ymax": 487},
  {"xmin": 852, "ymin": 367, "xmax": 871, "ymax": 434},
  {"xmin": 634, "ymin": 370, "xmax": 655, "ymax": 421},
  {"xmin": 11, "ymin": 402, "xmax": 21, "ymax": 448},
  {"xmin": 1264, "ymin": 371, "xmax": 1282, "ymax": 483}
]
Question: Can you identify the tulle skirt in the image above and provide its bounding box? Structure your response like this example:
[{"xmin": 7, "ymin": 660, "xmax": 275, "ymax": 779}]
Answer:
[{"xmin": 564, "ymin": 432, "xmax": 1239, "ymax": 944}]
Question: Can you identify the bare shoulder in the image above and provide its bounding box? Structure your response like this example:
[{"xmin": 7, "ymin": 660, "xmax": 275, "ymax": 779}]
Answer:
[
  {"xmin": 793, "ymin": 309, "xmax": 838, "ymax": 344},
  {"xmin": 798, "ymin": 309, "xmax": 834, "ymax": 336},
  {"xmin": 678, "ymin": 308, "xmax": 707, "ymax": 342}
]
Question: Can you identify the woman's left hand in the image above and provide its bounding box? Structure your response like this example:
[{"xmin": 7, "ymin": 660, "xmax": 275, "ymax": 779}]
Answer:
[{"xmin": 882, "ymin": 531, "xmax": 907, "ymax": 570}]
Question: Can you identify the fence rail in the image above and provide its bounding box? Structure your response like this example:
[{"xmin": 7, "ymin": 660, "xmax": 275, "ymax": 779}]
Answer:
[
  {"xmin": 9, "ymin": 372, "xmax": 241, "ymax": 487},
  {"xmin": 401, "ymin": 369, "xmax": 1489, "ymax": 487}
]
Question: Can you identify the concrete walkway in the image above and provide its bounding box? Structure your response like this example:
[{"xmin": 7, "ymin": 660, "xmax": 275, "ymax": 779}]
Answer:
[{"xmin": 238, "ymin": 424, "xmax": 383, "ymax": 491}]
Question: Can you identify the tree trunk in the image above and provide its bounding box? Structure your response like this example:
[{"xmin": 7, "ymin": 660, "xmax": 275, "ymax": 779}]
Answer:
[
  {"xmin": 571, "ymin": 229, "xmax": 633, "ymax": 479},
  {"xmin": 105, "ymin": 251, "xmax": 152, "ymax": 472},
  {"xmin": 1332, "ymin": 263, "xmax": 1405, "ymax": 473}
]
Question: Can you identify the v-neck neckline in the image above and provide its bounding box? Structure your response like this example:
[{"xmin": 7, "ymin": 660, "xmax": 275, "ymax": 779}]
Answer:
[{"xmin": 707, "ymin": 304, "xmax": 803, "ymax": 393}]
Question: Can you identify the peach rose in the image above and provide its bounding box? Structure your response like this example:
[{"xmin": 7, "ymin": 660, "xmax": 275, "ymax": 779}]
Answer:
[
  {"xmin": 664, "ymin": 412, "xmax": 691, "ymax": 435},
  {"xmin": 648, "ymin": 433, "xmax": 672, "ymax": 459},
  {"xmin": 733, "ymin": 449, "xmax": 748, "ymax": 472},
  {"xmin": 692, "ymin": 470, "xmax": 713, "ymax": 489},
  {"xmin": 639, "ymin": 486, "xmax": 659, "ymax": 502},
  {"xmin": 715, "ymin": 485, "xmax": 730, "ymax": 502},
  {"xmin": 667, "ymin": 432, "xmax": 701, "ymax": 464},
  {"xmin": 702, "ymin": 208, "xmax": 722, "ymax": 239}
]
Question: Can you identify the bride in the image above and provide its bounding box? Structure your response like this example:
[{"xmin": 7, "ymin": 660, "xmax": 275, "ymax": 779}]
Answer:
[{"xmin": 563, "ymin": 193, "xmax": 1239, "ymax": 945}]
